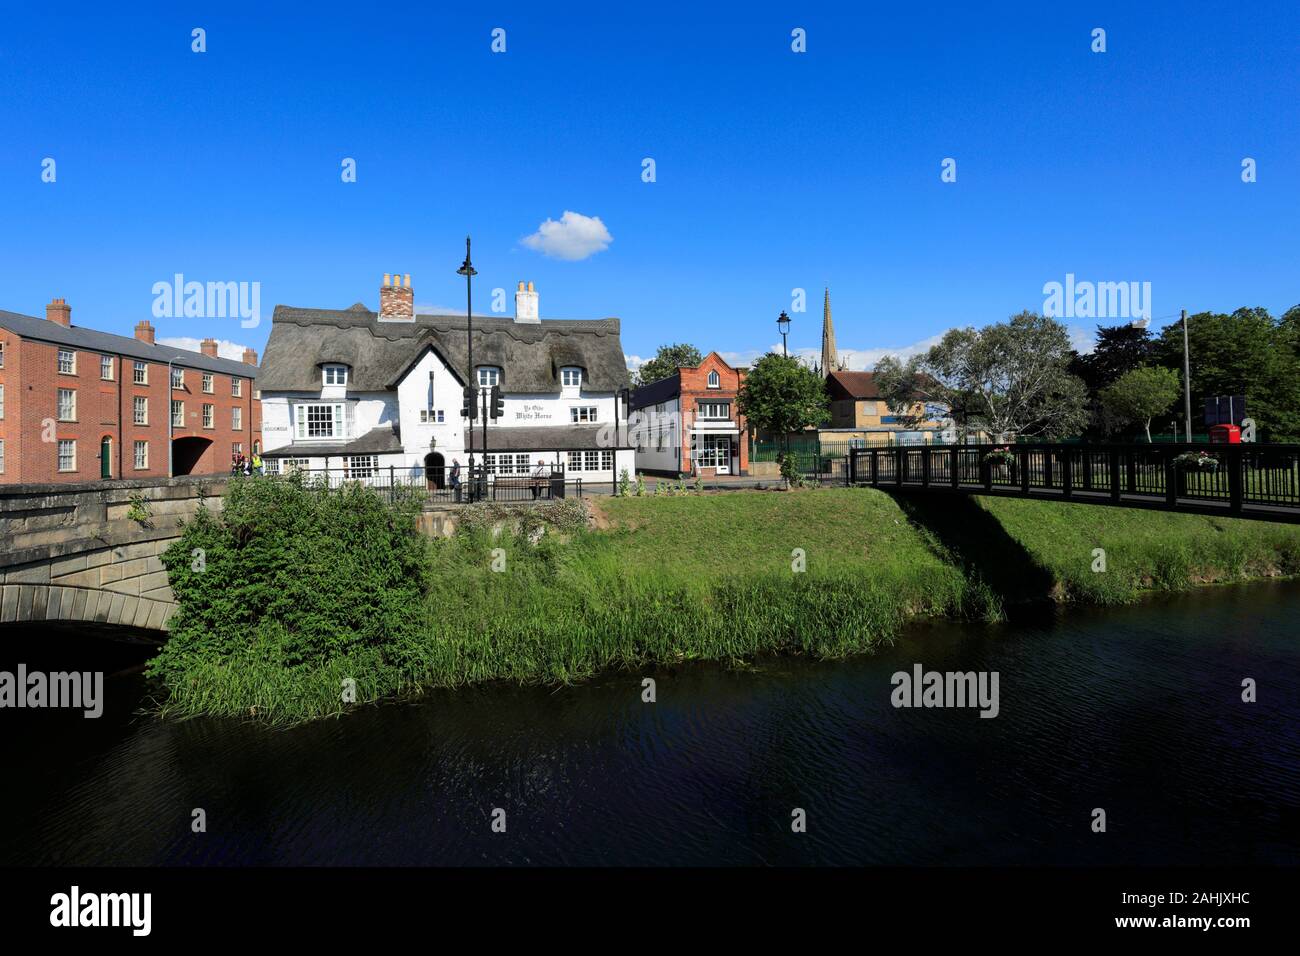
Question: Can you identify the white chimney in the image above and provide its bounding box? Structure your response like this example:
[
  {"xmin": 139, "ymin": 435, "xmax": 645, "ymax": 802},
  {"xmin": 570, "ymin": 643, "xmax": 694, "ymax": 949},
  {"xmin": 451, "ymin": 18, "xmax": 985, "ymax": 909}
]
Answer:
[{"xmin": 514, "ymin": 280, "xmax": 539, "ymax": 323}]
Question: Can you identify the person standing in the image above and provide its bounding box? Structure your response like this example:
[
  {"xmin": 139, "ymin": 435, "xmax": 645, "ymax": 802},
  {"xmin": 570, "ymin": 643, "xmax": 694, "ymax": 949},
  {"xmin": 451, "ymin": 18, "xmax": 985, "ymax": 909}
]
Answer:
[
  {"xmin": 531, "ymin": 459, "xmax": 548, "ymax": 499},
  {"xmin": 450, "ymin": 458, "xmax": 462, "ymax": 502}
]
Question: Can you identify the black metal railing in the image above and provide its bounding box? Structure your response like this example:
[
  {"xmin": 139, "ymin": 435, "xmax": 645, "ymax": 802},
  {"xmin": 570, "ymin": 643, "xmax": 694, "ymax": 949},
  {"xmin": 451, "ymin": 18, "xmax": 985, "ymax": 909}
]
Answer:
[
  {"xmin": 262, "ymin": 465, "xmax": 582, "ymax": 505},
  {"xmin": 848, "ymin": 443, "xmax": 1300, "ymax": 522}
]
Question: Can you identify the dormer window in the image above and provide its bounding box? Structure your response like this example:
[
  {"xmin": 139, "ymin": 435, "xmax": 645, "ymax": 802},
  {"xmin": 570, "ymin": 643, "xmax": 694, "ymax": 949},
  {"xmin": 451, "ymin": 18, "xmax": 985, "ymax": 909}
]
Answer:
[
  {"xmin": 561, "ymin": 367, "xmax": 583, "ymax": 388},
  {"xmin": 707, "ymin": 370, "xmax": 720, "ymax": 389},
  {"xmin": 323, "ymin": 364, "xmax": 349, "ymax": 386},
  {"xmin": 477, "ymin": 367, "xmax": 501, "ymax": 388}
]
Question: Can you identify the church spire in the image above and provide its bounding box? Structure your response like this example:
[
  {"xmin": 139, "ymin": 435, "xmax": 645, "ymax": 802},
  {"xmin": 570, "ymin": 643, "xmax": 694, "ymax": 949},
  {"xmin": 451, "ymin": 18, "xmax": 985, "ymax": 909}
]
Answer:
[{"xmin": 820, "ymin": 287, "xmax": 837, "ymax": 377}]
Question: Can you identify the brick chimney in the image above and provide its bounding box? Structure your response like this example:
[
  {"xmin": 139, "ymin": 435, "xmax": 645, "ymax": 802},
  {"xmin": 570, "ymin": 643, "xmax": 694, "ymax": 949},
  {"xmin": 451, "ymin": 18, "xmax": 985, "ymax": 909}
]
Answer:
[
  {"xmin": 242, "ymin": 347, "xmax": 258, "ymax": 365},
  {"xmin": 46, "ymin": 298, "xmax": 71, "ymax": 326},
  {"xmin": 200, "ymin": 338, "xmax": 219, "ymax": 358},
  {"xmin": 514, "ymin": 280, "xmax": 539, "ymax": 323},
  {"xmin": 378, "ymin": 273, "xmax": 414, "ymax": 321},
  {"xmin": 134, "ymin": 320, "xmax": 156, "ymax": 344}
]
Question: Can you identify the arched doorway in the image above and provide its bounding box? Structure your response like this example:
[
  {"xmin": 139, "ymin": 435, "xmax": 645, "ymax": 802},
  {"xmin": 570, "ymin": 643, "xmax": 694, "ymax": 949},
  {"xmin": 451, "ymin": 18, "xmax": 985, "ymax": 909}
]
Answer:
[
  {"xmin": 424, "ymin": 452, "xmax": 445, "ymax": 490},
  {"xmin": 172, "ymin": 436, "xmax": 213, "ymax": 476},
  {"xmin": 100, "ymin": 436, "xmax": 112, "ymax": 479}
]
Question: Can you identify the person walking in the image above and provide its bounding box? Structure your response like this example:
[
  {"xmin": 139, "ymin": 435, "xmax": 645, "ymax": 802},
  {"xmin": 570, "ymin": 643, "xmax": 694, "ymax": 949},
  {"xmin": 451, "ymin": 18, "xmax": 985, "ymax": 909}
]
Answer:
[{"xmin": 450, "ymin": 458, "xmax": 462, "ymax": 502}]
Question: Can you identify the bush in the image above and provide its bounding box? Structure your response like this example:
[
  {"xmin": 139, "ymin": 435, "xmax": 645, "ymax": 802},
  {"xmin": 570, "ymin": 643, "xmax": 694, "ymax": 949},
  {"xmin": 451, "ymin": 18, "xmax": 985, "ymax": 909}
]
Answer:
[{"xmin": 148, "ymin": 474, "xmax": 431, "ymax": 682}]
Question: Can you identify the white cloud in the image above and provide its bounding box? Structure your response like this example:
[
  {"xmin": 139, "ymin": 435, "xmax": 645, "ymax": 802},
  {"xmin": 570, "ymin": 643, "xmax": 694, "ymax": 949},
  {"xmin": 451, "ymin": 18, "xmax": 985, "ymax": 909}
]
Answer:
[
  {"xmin": 157, "ymin": 336, "xmax": 253, "ymax": 361},
  {"xmin": 521, "ymin": 211, "xmax": 612, "ymax": 261},
  {"xmin": 625, "ymin": 354, "xmax": 647, "ymax": 374}
]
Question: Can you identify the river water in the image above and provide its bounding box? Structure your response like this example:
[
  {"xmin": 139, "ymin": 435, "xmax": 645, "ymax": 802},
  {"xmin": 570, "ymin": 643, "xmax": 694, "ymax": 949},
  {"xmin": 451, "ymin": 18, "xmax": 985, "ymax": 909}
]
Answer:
[{"xmin": 2, "ymin": 583, "xmax": 1298, "ymax": 866}]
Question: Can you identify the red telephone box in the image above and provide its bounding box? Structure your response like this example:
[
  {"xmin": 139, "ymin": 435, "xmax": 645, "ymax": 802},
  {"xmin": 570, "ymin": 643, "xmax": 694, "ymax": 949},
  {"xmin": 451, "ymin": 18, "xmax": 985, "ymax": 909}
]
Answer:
[{"xmin": 1209, "ymin": 424, "xmax": 1241, "ymax": 444}]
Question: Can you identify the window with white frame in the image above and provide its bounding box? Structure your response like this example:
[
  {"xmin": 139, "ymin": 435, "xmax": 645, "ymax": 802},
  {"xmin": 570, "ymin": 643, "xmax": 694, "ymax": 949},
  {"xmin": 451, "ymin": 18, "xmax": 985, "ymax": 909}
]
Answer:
[
  {"xmin": 0, "ymin": 383, "xmax": 4, "ymax": 420},
  {"xmin": 232, "ymin": 407, "xmax": 243, "ymax": 430},
  {"xmin": 323, "ymin": 364, "xmax": 348, "ymax": 386},
  {"xmin": 203, "ymin": 404, "xmax": 214, "ymax": 428},
  {"xmin": 0, "ymin": 439, "xmax": 5, "ymax": 473},
  {"xmin": 57, "ymin": 439, "xmax": 76, "ymax": 472},
  {"xmin": 133, "ymin": 396, "xmax": 148, "ymax": 425},
  {"xmin": 202, "ymin": 373, "xmax": 213, "ymax": 393},
  {"xmin": 134, "ymin": 440, "xmax": 148, "ymax": 470},
  {"xmin": 232, "ymin": 442, "xmax": 243, "ymax": 458},
  {"xmin": 561, "ymin": 367, "xmax": 582, "ymax": 387},
  {"xmin": 481, "ymin": 454, "xmax": 497, "ymax": 475},
  {"xmin": 570, "ymin": 406, "xmax": 598, "ymax": 423},
  {"xmin": 344, "ymin": 455, "xmax": 377, "ymax": 479},
  {"xmin": 100, "ymin": 355, "xmax": 114, "ymax": 380},
  {"xmin": 0, "ymin": 341, "xmax": 5, "ymax": 368},
  {"xmin": 232, "ymin": 377, "xmax": 243, "ymax": 397},
  {"xmin": 707, "ymin": 369, "xmax": 720, "ymax": 388},
  {"xmin": 57, "ymin": 388, "xmax": 76, "ymax": 421},
  {"xmin": 584, "ymin": 450, "xmax": 600, "ymax": 472},
  {"xmin": 697, "ymin": 401, "xmax": 731, "ymax": 420},
  {"xmin": 477, "ymin": 367, "xmax": 500, "ymax": 388},
  {"xmin": 273, "ymin": 457, "xmax": 309, "ymax": 475},
  {"xmin": 171, "ymin": 366, "xmax": 184, "ymax": 389},
  {"xmin": 172, "ymin": 400, "xmax": 184, "ymax": 427},
  {"xmin": 419, "ymin": 409, "xmax": 445, "ymax": 424},
  {"xmin": 294, "ymin": 403, "xmax": 345, "ymax": 439},
  {"xmin": 58, "ymin": 349, "xmax": 75, "ymax": 374},
  {"xmin": 133, "ymin": 361, "xmax": 147, "ymax": 384}
]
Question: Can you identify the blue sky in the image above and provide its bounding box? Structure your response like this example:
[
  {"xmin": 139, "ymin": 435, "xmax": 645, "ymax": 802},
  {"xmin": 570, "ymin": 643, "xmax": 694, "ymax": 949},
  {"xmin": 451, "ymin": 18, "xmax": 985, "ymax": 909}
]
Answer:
[{"xmin": 2, "ymin": 1, "xmax": 1297, "ymax": 370}]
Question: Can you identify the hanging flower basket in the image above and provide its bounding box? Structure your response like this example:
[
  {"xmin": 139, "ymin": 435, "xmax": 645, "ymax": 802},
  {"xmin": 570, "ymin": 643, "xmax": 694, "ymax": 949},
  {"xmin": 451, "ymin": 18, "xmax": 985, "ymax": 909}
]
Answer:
[
  {"xmin": 1173, "ymin": 451, "xmax": 1219, "ymax": 472},
  {"xmin": 982, "ymin": 447, "xmax": 1017, "ymax": 468}
]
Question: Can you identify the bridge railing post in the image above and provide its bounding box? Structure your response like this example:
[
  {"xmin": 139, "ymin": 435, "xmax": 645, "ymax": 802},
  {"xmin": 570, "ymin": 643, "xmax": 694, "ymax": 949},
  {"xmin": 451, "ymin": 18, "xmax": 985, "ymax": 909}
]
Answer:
[
  {"xmin": 896, "ymin": 446, "xmax": 904, "ymax": 488},
  {"xmin": 1165, "ymin": 447, "xmax": 1178, "ymax": 507},
  {"xmin": 951, "ymin": 446, "xmax": 960, "ymax": 488},
  {"xmin": 1061, "ymin": 449, "xmax": 1073, "ymax": 499},
  {"xmin": 1110, "ymin": 449, "xmax": 1122, "ymax": 502},
  {"xmin": 1019, "ymin": 447, "xmax": 1031, "ymax": 495},
  {"xmin": 1228, "ymin": 445, "xmax": 1243, "ymax": 514},
  {"xmin": 921, "ymin": 447, "xmax": 931, "ymax": 486}
]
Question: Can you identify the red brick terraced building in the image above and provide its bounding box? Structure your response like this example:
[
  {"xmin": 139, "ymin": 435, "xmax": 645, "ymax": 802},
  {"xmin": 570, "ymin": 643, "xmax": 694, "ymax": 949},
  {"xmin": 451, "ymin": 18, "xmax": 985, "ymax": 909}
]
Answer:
[
  {"xmin": 628, "ymin": 351, "xmax": 750, "ymax": 477},
  {"xmin": 0, "ymin": 299, "xmax": 260, "ymax": 483}
]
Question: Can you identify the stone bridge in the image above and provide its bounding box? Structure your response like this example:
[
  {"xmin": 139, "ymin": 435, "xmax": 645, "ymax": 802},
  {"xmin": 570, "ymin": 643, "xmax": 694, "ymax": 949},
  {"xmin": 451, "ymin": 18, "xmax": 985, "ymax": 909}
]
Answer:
[{"xmin": 0, "ymin": 477, "xmax": 226, "ymax": 633}]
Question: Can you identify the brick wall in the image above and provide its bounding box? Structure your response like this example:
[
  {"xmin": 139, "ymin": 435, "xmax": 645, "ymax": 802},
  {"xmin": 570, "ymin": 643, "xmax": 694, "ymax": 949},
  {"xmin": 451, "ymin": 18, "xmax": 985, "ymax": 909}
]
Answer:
[
  {"xmin": 676, "ymin": 353, "xmax": 749, "ymax": 476},
  {"xmin": 0, "ymin": 329, "xmax": 260, "ymax": 484}
]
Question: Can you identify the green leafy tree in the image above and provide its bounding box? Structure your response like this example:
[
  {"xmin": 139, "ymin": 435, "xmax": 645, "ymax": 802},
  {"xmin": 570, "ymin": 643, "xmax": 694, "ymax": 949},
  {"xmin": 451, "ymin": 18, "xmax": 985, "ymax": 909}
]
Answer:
[
  {"xmin": 874, "ymin": 311, "xmax": 1088, "ymax": 441},
  {"xmin": 1099, "ymin": 366, "xmax": 1182, "ymax": 442},
  {"xmin": 736, "ymin": 353, "xmax": 830, "ymax": 444},
  {"xmin": 1070, "ymin": 324, "xmax": 1156, "ymax": 437},
  {"xmin": 635, "ymin": 343, "xmax": 703, "ymax": 386},
  {"xmin": 1153, "ymin": 307, "xmax": 1300, "ymax": 441}
]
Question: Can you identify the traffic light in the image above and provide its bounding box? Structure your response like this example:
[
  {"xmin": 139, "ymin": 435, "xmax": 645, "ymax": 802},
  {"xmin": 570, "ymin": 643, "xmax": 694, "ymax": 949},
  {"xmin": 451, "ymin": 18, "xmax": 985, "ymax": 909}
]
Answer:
[
  {"xmin": 461, "ymin": 385, "xmax": 477, "ymax": 420},
  {"xmin": 490, "ymin": 384, "xmax": 505, "ymax": 420}
]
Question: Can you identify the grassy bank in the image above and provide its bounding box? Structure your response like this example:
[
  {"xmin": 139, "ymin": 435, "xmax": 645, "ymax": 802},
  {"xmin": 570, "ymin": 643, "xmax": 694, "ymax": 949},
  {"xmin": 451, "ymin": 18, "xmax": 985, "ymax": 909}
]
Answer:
[{"xmin": 148, "ymin": 482, "xmax": 1300, "ymax": 722}]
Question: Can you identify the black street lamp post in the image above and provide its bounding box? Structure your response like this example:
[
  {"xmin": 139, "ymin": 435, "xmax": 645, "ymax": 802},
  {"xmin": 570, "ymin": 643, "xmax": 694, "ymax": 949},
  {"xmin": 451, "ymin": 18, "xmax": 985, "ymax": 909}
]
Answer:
[
  {"xmin": 457, "ymin": 237, "xmax": 479, "ymax": 497},
  {"xmin": 777, "ymin": 311, "xmax": 791, "ymax": 357}
]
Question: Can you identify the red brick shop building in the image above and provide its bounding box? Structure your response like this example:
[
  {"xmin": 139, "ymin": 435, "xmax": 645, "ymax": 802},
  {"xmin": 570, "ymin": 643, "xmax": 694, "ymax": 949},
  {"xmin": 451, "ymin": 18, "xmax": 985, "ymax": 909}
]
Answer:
[
  {"xmin": 0, "ymin": 299, "xmax": 260, "ymax": 484},
  {"xmin": 628, "ymin": 352, "xmax": 749, "ymax": 477}
]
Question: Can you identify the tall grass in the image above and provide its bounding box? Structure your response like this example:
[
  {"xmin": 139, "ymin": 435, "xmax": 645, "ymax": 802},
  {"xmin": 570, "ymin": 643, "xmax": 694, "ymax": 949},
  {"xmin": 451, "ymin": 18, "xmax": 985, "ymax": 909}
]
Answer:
[{"xmin": 150, "ymin": 486, "xmax": 1300, "ymax": 722}]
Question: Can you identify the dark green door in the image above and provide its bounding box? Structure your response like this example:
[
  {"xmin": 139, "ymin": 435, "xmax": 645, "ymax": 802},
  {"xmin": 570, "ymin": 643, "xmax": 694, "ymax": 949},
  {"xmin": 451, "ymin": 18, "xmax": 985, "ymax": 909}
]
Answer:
[{"xmin": 101, "ymin": 437, "xmax": 112, "ymax": 479}]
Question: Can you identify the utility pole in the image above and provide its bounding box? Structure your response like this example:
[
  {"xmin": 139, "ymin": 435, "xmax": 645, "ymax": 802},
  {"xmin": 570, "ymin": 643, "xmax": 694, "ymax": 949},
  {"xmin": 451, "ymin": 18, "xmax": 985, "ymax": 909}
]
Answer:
[
  {"xmin": 457, "ymin": 237, "xmax": 478, "ymax": 494},
  {"xmin": 1181, "ymin": 309, "xmax": 1194, "ymax": 441}
]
